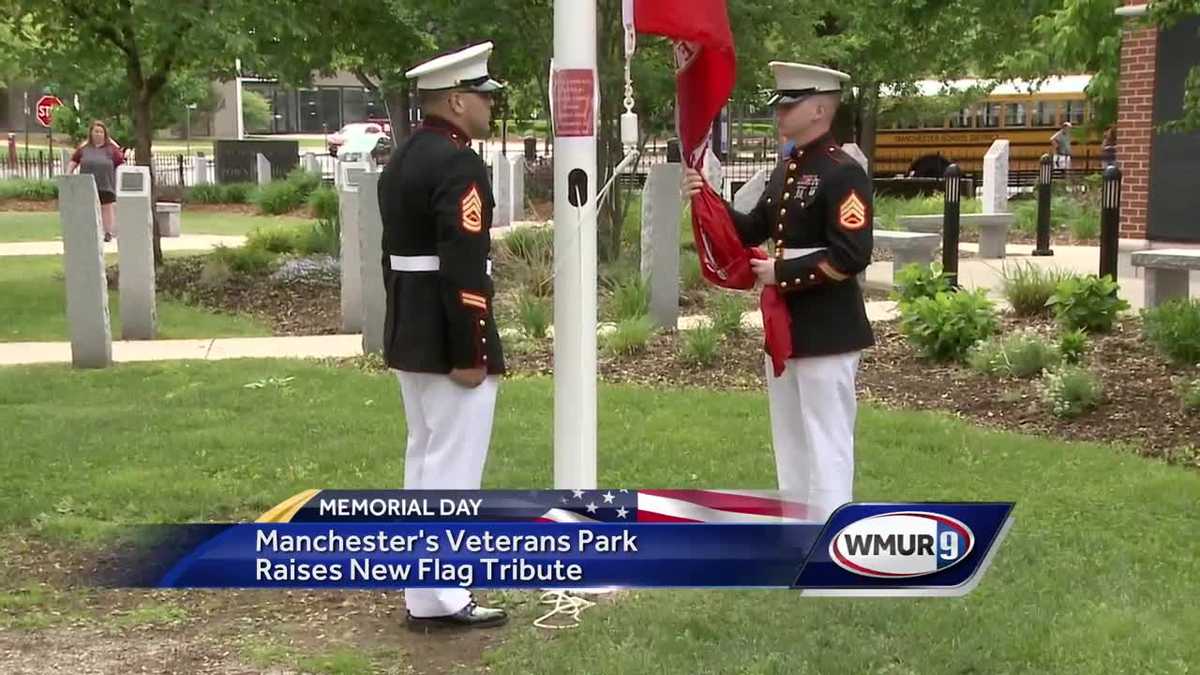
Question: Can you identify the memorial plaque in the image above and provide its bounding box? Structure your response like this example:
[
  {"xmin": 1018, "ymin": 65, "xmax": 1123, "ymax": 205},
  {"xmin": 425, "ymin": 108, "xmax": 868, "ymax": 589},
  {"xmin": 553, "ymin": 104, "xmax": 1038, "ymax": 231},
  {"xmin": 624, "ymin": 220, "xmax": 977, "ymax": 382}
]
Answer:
[{"xmin": 215, "ymin": 140, "xmax": 299, "ymax": 184}]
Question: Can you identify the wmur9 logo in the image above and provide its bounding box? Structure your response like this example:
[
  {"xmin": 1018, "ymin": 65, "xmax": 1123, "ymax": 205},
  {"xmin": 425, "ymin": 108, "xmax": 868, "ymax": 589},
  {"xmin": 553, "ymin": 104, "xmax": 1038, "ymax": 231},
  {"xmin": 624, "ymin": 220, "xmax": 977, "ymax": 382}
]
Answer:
[{"xmin": 829, "ymin": 511, "xmax": 975, "ymax": 579}]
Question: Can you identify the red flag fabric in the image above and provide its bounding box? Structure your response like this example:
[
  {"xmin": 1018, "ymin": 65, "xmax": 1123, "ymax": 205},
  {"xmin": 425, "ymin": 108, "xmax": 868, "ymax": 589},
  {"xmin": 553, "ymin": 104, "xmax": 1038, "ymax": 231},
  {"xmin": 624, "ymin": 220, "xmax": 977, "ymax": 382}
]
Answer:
[{"xmin": 631, "ymin": 0, "xmax": 792, "ymax": 375}]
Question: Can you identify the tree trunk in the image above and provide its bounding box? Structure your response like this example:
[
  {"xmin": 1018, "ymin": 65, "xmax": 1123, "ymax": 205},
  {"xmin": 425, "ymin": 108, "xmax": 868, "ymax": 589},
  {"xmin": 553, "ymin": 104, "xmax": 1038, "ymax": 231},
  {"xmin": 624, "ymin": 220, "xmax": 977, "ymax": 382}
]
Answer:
[
  {"xmin": 857, "ymin": 83, "xmax": 881, "ymax": 178},
  {"xmin": 133, "ymin": 89, "xmax": 163, "ymax": 266},
  {"xmin": 596, "ymin": 1, "xmax": 624, "ymax": 263},
  {"xmin": 385, "ymin": 87, "xmax": 411, "ymax": 143}
]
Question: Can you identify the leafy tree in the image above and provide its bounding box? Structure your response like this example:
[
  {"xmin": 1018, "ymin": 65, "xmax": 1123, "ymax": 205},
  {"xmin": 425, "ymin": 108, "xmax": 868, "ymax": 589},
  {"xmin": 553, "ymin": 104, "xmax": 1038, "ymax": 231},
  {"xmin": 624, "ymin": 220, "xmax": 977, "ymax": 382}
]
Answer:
[
  {"xmin": 241, "ymin": 90, "xmax": 273, "ymax": 133},
  {"xmin": 7, "ymin": 0, "xmax": 305, "ymax": 263}
]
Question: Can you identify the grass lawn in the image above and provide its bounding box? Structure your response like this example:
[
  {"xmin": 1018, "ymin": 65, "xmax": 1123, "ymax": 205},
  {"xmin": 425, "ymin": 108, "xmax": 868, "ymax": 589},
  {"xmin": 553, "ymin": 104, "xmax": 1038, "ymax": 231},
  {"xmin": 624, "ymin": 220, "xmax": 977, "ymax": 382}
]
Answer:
[
  {"xmin": 0, "ymin": 210, "xmax": 312, "ymax": 242},
  {"xmin": 0, "ymin": 361, "xmax": 1196, "ymax": 673},
  {"xmin": 0, "ymin": 255, "xmax": 270, "ymax": 342}
]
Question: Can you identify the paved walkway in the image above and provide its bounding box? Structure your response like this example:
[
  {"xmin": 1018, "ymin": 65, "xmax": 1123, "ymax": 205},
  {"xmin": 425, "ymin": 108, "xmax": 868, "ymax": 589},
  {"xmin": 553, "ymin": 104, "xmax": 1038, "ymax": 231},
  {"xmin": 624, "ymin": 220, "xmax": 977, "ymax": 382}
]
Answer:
[
  {"xmin": 0, "ymin": 300, "xmax": 900, "ymax": 367},
  {"xmin": 0, "ymin": 234, "xmax": 247, "ymax": 257},
  {"xmin": 0, "ymin": 222, "xmax": 546, "ymax": 257},
  {"xmin": 3, "ymin": 236, "xmax": 1197, "ymax": 368}
]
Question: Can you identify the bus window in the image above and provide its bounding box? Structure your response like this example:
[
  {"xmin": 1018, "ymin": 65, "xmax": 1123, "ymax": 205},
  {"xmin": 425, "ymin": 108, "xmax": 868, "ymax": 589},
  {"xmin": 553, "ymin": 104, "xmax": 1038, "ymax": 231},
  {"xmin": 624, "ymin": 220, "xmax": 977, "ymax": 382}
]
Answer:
[
  {"xmin": 1034, "ymin": 101, "xmax": 1059, "ymax": 127},
  {"xmin": 1004, "ymin": 103, "xmax": 1027, "ymax": 127},
  {"xmin": 950, "ymin": 107, "xmax": 974, "ymax": 128},
  {"xmin": 1065, "ymin": 100, "xmax": 1086, "ymax": 125},
  {"xmin": 982, "ymin": 102, "xmax": 1002, "ymax": 128}
]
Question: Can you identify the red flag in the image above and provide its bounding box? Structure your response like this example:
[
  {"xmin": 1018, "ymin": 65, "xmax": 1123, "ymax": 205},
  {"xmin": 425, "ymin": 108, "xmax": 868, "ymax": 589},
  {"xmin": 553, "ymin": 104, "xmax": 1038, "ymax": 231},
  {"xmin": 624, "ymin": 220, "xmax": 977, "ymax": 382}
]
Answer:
[{"xmin": 630, "ymin": 0, "xmax": 792, "ymax": 375}]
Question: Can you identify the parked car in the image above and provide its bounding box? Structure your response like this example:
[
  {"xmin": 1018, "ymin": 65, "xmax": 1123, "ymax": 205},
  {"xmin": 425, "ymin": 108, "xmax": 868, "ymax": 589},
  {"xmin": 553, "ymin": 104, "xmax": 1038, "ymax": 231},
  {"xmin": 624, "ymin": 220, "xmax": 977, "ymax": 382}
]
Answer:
[{"xmin": 327, "ymin": 122, "xmax": 388, "ymax": 157}]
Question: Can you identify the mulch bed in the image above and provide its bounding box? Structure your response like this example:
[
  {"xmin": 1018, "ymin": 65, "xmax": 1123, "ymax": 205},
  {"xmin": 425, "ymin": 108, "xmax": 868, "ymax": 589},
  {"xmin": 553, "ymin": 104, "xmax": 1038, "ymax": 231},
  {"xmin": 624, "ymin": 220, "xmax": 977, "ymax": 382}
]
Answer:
[
  {"xmin": 157, "ymin": 250, "xmax": 1196, "ymax": 466},
  {"xmin": 502, "ymin": 317, "xmax": 1198, "ymax": 466},
  {"xmin": 155, "ymin": 256, "xmax": 341, "ymax": 335},
  {"xmin": 0, "ymin": 199, "xmax": 57, "ymax": 211}
]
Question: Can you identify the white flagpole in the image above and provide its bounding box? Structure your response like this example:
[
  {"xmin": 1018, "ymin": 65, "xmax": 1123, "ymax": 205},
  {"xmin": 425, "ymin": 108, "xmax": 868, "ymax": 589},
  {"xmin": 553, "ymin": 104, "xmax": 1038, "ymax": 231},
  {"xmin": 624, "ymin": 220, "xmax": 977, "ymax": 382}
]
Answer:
[{"xmin": 552, "ymin": 0, "xmax": 598, "ymax": 490}]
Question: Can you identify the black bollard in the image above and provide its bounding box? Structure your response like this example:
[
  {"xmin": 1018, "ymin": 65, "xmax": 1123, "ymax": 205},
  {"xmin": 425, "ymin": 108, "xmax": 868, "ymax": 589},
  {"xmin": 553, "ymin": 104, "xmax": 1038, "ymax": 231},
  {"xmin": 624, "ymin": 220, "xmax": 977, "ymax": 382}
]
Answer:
[
  {"xmin": 942, "ymin": 164, "xmax": 962, "ymax": 289},
  {"xmin": 1033, "ymin": 154, "xmax": 1055, "ymax": 256},
  {"xmin": 1099, "ymin": 165, "xmax": 1122, "ymax": 282},
  {"xmin": 524, "ymin": 136, "xmax": 537, "ymax": 162}
]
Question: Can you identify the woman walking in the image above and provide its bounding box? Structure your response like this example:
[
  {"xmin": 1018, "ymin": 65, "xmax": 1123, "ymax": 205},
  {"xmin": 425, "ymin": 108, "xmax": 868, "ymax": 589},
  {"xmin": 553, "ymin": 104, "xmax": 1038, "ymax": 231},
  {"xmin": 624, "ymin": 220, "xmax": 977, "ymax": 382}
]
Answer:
[{"xmin": 68, "ymin": 121, "xmax": 125, "ymax": 242}]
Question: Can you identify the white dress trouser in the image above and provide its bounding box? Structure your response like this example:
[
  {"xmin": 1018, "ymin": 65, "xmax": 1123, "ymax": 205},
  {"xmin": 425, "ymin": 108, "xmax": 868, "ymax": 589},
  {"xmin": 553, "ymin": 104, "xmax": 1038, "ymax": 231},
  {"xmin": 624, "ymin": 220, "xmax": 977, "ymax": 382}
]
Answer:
[
  {"xmin": 394, "ymin": 370, "xmax": 499, "ymax": 618},
  {"xmin": 764, "ymin": 352, "xmax": 861, "ymax": 522}
]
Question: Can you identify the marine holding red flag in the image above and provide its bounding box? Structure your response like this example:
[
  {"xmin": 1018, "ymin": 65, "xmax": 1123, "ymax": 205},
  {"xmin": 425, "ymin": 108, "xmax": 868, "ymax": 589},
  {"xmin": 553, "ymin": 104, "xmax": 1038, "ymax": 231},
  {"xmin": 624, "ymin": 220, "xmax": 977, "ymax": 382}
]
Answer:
[
  {"xmin": 683, "ymin": 63, "xmax": 875, "ymax": 521},
  {"xmin": 627, "ymin": 0, "xmax": 794, "ymax": 376}
]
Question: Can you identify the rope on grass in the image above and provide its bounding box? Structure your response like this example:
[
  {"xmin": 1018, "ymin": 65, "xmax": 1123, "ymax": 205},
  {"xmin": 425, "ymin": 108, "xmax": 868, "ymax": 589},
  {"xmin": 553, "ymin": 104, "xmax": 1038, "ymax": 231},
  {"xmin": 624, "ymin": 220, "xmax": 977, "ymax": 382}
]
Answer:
[{"xmin": 533, "ymin": 590, "xmax": 597, "ymax": 629}]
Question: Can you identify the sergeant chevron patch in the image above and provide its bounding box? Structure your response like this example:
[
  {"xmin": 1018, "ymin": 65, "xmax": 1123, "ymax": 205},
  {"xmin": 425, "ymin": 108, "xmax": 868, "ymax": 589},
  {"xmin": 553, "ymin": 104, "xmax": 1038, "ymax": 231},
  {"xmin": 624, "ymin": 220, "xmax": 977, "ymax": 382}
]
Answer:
[
  {"xmin": 838, "ymin": 191, "xmax": 867, "ymax": 230},
  {"xmin": 460, "ymin": 184, "xmax": 483, "ymax": 233}
]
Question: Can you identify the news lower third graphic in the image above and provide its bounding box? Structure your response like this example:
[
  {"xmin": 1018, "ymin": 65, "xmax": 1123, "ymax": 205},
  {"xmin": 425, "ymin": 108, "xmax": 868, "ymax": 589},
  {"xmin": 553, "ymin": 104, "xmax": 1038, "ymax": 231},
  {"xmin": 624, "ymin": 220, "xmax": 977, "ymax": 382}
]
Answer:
[{"xmin": 109, "ymin": 491, "xmax": 1013, "ymax": 596}]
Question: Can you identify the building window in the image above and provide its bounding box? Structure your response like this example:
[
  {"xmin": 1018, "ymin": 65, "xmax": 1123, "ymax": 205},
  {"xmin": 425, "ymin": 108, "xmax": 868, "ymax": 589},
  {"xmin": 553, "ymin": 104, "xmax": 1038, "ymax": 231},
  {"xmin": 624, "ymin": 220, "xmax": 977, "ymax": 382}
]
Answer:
[
  {"xmin": 1004, "ymin": 103, "xmax": 1027, "ymax": 127},
  {"xmin": 1034, "ymin": 101, "xmax": 1059, "ymax": 127},
  {"xmin": 1065, "ymin": 100, "xmax": 1086, "ymax": 125},
  {"xmin": 950, "ymin": 107, "xmax": 974, "ymax": 128},
  {"xmin": 982, "ymin": 103, "xmax": 1002, "ymax": 128}
]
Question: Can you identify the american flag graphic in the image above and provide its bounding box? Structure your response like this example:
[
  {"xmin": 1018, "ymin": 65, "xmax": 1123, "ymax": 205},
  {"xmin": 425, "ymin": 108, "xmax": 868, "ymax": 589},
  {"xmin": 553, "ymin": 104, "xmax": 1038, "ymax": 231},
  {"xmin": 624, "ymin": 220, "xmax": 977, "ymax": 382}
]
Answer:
[{"xmin": 537, "ymin": 490, "xmax": 812, "ymax": 524}]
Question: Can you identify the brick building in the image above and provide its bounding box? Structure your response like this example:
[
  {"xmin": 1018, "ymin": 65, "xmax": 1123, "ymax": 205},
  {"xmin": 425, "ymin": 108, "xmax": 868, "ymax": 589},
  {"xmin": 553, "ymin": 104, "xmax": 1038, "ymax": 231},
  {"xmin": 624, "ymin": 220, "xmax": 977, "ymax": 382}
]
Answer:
[{"xmin": 1116, "ymin": 1, "xmax": 1200, "ymax": 243}]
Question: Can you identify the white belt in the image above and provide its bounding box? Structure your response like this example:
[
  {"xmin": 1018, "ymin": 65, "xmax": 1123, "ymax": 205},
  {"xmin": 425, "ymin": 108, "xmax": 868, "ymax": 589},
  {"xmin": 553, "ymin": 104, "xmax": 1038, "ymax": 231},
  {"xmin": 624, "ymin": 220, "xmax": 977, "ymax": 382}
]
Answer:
[
  {"xmin": 389, "ymin": 255, "xmax": 492, "ymax": 276},
  {"xmin": 779, "ymin": 247, "xmax": 826, "ymax": 260}
]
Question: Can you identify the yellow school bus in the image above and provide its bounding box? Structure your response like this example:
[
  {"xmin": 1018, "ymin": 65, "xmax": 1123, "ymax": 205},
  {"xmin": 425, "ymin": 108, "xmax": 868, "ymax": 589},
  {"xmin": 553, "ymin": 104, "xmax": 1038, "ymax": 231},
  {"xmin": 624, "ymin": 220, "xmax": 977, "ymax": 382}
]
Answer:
[{"xmin": 874, "ymin": 75, "xmax": 1103, "ymax": 182}]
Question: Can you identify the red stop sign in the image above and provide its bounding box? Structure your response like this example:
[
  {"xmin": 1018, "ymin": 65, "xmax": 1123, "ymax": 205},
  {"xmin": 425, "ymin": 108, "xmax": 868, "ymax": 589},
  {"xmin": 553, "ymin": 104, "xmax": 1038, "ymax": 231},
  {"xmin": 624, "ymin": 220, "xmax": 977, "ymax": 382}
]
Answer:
[{"xmin": 35, "ymin": 95, "xmax": 63, "ymax": 128}]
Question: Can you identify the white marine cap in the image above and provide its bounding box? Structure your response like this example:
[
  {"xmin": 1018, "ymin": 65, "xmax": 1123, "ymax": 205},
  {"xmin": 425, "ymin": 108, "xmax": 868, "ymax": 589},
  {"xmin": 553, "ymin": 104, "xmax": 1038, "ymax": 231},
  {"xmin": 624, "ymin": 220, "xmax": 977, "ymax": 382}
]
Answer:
[
  {"xmin": 405, "ymin": 42, "xmax": 505, "ymax": 93},
  {"xmin": 766, "ymin": 62, "xmax": 850, "ymax": 106}
]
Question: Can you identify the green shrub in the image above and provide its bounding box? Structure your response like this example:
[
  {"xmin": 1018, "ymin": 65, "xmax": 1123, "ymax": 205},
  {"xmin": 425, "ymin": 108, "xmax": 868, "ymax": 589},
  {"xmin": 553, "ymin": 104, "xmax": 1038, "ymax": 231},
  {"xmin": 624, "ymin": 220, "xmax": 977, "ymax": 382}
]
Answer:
[
  {"xmin": 209, "ymin": 244, "xmax": 276, "ymax": 275},
  {"xmin": 1142, "ymin": 299, "xmax": 1200, "ymax": 366},
  {"xmin": 1058, "ymin": 328, "xmax": 1088, "ymax": 365},
  {"xmin": 496, "ymin": 226, "xmax": 555, "ymax": 298},
  {"xmin": 221, "ymin": 183, "xmax": 256, "ymax": 204},
  {"xmin": 1180, "ymin": 379, "xmax": 1200, "ymax": 411},
  {"xmin": 1046, "ymin": 275, "xmax": 1128, "ymax": 333},
  {"xmin": 1041, "ymin": 366, "xmax": 1103, "ymax": 418},
  {"xmin": 899, "ymin": 289, "xmax": 998, "ymax": 361},
  {"xmin": 517, "ymin": 295, "xmax": 551, "ymax": 340},
  {"xmin": 198, "ymin": 256, "xmax": 232, "ymax": 289},
  {"xmin": 285, "ymin": 168, "xmax": 322, "ymax": 198},
  {"xmin": 1000, "ymin": 263, "xmax": 1076, "ymax": 317},
  {"xmin": 602, "ymin": 316, "xmax": 656, "ymax": 357},
  {"xmin": 710, "ymin": 292, "xmax": 748, "ymax": 338},
  {"xmin": 308, "ymin": 186, "xmax": 339, "ymax": 221},
  {"xmin": 0, "ymin": 178, "xmax": 57, "ymax": 201},
  {"xmin": 246, "ymin": 226, "xmax": 300, "ymax": 254},
  {"xmin": 295, "ymin": 219, "xmax": 341, "ymax": 257},
  {"xmin": 188, "ymin": 182, "xmax": 257, "ymax": 204},
  {"xmin": 499, "ymin": 226, "xmax": 554, "ymax": 263},
  {"xmin": 892, "ymin": 262, "xmax": 952, "ymax": 306},
  {"xmin": 608, "ymin": 276, "xmax": 650, "ymax": 321},
  {"xmin": 254, "ymin": 180, "xmax": 306, "ymax": 215},
  {"xmin": 968, "ymin": 330, "xmax": 1062, "ymax": 378},
  {"xmin": 1069, "ymin": 208, "xmax": 1100, "ymax": 241},
  {"xmin": 680, "ymin": 251, "xmax": 705, "ymax": 291},
  {"xmin": 680, "ymin": 326, "xmax": 720, "ymax": 367}
]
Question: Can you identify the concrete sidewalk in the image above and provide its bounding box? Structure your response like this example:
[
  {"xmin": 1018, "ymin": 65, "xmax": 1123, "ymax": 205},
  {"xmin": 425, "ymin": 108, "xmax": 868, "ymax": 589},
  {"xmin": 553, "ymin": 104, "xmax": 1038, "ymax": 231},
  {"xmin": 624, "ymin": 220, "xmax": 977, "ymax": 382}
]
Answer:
[
  {"xmin": 864, "ymin": 243, "xmax": 1200, "ymax": 312},
  {"xmin": 0, "ymin": 234, "xmax": 247, "ymax": 257},
  {"xmin": 0, "ymin": 300, "xmax": 899, "ymax": 367},
  {"xmin": 0, "ymin": 221, "xmax": 545, "ymax": 257}
]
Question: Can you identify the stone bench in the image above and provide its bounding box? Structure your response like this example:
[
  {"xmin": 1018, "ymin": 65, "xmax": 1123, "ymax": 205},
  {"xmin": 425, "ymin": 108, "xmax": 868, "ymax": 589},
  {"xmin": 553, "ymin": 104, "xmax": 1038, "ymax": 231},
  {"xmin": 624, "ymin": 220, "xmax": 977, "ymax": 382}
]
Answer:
[
  {"xmin": 898, "ymin": 213, "xmax": 1015, "ymax": 259},
  {"xmin": 875, "ymin": 230, "xmax": 942, "ymax": 284},
  {"xmin": 155, "ymin": 201, "xmax": 181, "ymax": 238},
  {"xmin": 1130, "ymin": 249, "xmax": 1200, "ymax": 307}
]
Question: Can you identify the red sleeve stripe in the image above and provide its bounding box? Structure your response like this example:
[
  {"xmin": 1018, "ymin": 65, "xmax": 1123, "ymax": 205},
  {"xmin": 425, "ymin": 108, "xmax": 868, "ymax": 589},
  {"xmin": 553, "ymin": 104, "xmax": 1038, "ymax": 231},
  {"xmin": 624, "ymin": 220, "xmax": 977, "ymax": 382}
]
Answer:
[{"xmin": 460, "ymin": 291, "xmax": 488, "ymax": 311}]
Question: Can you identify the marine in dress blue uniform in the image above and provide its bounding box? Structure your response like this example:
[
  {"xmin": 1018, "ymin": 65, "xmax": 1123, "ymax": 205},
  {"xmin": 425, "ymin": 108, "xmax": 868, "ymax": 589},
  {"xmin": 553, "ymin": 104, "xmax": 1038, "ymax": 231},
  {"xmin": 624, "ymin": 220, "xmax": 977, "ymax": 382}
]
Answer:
[
  {"xmin": 377, "ymin": 42, "xmax": 508, "ymax": 631},
  {"xmin": 702, "ymin": 63, "xmax": 875, "ymax": 521}
]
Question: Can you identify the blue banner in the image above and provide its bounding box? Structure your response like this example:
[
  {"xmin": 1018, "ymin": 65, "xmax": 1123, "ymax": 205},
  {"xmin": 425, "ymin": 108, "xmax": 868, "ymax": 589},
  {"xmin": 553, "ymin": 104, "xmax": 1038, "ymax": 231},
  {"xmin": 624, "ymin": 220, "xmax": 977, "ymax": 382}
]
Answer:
[{"xmin": 102, "ymin": 492, "xmax": 1014, "ymax": 595}]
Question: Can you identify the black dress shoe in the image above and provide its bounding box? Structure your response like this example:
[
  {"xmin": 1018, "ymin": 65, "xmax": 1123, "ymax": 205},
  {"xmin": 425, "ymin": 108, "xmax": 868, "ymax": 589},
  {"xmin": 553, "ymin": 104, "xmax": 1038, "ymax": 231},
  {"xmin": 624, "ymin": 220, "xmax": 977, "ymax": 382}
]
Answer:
[{"xmin": 406, "ymin": 600, "xmax": 509, "ymax": 632}]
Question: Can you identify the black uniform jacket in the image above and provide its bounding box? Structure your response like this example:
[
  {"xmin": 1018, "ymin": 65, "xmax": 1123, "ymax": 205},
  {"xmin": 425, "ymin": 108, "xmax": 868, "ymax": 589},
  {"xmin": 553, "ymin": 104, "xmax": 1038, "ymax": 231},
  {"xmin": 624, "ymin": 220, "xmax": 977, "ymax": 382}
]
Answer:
[
  {"xmin": 378, "ymin": 116, "xmax": 505, "ymax": 374},
  {"xmin": 725, "ymin": 132, "xmax": 875, "ymax": 358}
]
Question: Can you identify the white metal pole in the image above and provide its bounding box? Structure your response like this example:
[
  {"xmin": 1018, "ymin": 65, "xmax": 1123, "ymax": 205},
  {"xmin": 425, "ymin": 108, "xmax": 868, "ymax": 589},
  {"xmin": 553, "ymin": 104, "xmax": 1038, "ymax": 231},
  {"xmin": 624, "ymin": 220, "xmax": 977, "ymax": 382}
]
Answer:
[{"xmin": 552, "ymin": 0, "xmax": 598, "ymax": 490}]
